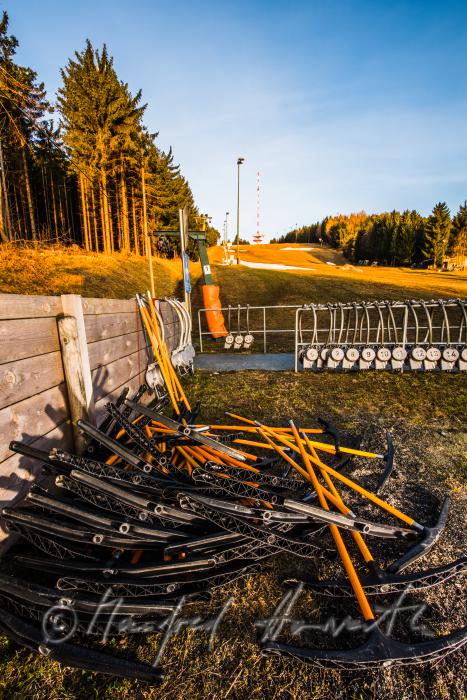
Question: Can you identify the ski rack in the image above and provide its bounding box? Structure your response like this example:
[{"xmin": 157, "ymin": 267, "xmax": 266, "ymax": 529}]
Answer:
[{"xmin": 296, "ymin": 298, "xmax": 467, "ymax": 372}]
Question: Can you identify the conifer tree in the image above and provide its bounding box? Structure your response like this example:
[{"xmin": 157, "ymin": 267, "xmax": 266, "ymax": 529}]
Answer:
[
  {"xmin": 58, "ymin": 41, "xmax": 145, "ymax": 252},
  {"xmin": 424, "ymin": 202, "xmax": 451, "ymax": 266},
  {"xmin": 0, "ymin": 11, "xmax": 50, "ymax": 241},
  {"xmin": 451, "ymin": 201, "xmax": 467, "ymax": 266}
]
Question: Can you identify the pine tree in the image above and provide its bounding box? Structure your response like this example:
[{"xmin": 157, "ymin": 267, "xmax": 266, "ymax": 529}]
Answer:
[
  {"xmin": 451, "ymin": 201, "xmax": 467, "ymax": 267},
  {"xmin": 58, "ymin": 41, "xmax": 145, "ymax": 252},
  {"xmin": 0, "ymin": 11, "xmax": 50, "ymax": 241},
  {"xmin": 424, "ymin": 202, "xmax": 451, "ymax": 266}
]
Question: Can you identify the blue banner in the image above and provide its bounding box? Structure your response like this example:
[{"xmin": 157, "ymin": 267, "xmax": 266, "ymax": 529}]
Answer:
[{"xmin": 182, "ymin": 251, "xmax": 191, "ymax": 293}]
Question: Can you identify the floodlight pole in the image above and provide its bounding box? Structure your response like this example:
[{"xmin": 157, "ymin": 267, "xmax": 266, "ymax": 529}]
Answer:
[{"xmin": 236, "ymin": 157, "xmax": 244, "ymax": 264}]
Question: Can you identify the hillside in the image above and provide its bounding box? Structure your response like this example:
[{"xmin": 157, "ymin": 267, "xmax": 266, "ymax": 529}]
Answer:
[
  {"xmin": 208, "ymin": 243, "xmax": 466, "ymax": 302},
  {"xmin": 0, "ymin": 245, "xmax": 185, "ymax": 299}
]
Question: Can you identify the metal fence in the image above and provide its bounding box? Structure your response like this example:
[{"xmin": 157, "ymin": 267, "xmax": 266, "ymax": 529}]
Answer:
[
  {"xmin": 197, "ymin": 298, "xmax": 467, "ymax": 372},
  {"xmin": 295, "ymin": 299, "xmax": 466, "ymax": 372},
  {"xmin": 197, "ymin": 304, "xmax": 301, "ymax": 353}
]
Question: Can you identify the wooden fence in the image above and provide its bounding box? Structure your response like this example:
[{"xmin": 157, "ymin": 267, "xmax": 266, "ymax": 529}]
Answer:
[{"xmin": 0, "ymin": 293, "xmax": 182, "ymax": 545}]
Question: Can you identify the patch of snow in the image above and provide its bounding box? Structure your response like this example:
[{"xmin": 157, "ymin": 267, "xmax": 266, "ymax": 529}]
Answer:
[
  {"xmin": 280, "ymin": 247, "xmax": 314, "ymax": 251},
  {"xmin": 239, "ymin": 260, "xmax": 315, "ymax": 271},
  {"xmin": 325, "ymin": 261, "xmax": 336, "ymax": 265}
]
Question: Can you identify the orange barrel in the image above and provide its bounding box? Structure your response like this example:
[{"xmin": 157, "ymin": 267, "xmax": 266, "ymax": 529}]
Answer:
[{"xmin": 201, "ymin": 284, "xmax": 228, "ymax": 338}]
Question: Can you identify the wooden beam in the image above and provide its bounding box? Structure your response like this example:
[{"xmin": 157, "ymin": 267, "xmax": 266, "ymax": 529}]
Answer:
[
  {"xmin": 0, "ymin": 351, "xmax": 64, "ymax": 411},
  {"xmin": 81, "ymin": 297, "xmax": 135, "ymax": 315},
  {"xmin": 57, "ymin": 315, "xmax": 92, "ymax": 454},
  {"xmin": 0, "ymin": 317, "xmax": 60, "ymax": 365},
  {"xmin": 0, "ymin": 383, "xmax": 69, "ymax": 463},
  {"xmin": 0, "ymin": 294, "xmax": 62, "ymax": 320},
  {"xmin": 84, "ymin": 312, "xmax": 140, "ymax": 343},
  {"xmin": 88, "ymin": 330, "xmax": 148, "ymax": 371},
  {"xmin": 61, "ymin": 295, "xmax": 95, "ymax": 422}
]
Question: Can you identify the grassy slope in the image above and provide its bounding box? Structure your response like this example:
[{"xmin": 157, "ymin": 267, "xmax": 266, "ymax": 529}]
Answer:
[
  {"xmin": 0, "ymin": 244, "xmax": 466, "ymax": 699},
  {"xmin": 0, "ymin": 245, "xmax": 186, "ymax": 299},
  {"xmin": 208, "ymin": 243, "xmax": 466, "ymax": 303},
  {"xmin": 192, "ymin": 244, "xmax": 466, "ymax": 352}
]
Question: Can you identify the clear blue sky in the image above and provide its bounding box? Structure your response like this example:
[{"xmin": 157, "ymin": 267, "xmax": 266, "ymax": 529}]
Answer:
[{"xmin": 7, "ymin": 0, "xmax": 467, "ymax": 240}]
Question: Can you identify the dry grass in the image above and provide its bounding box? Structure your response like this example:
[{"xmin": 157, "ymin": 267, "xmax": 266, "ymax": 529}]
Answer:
[
  {"xmin": 0, "ymin": 244, "xmax": 187, "ymax": 299},
  {"xmin": 193, "ymin": 243, "xmax": 466, "ymax": 352},
  {"xmin": 210, "ymin": 243, "xmax": 466, "ymax": 300},
  {"xmin": 0, "ymin": 243, "xmax": 465, "ymax": 699},
  {"xmin": 0, "ymin": 371, "xmax": 465, "ymax": 700}
]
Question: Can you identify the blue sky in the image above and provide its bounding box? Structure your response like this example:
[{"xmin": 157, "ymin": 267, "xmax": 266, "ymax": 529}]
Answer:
[{"xmin": 7, "ymin": 0, "xmax": 467, "ymax": 240}]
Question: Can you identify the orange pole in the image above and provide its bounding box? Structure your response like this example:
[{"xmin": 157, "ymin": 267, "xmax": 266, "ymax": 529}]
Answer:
[
  {"xmin": 303, "ymin": 434, "xmax": 374, "ymax": 564},
  {"xmin": 290, "ymin": 421, "xmax": 375, "ymax": 622},
  {"xmin": 261, "ymin": 425, "xmax": 416, "ymax": 527}
]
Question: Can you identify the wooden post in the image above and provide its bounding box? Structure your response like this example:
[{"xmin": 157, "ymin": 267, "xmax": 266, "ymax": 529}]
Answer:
[
  {"xmin": 58, "ymin": 315, "xmax": 91, "ymax": 454},
  {"xmin": 60, "ymin": 295, "xmax": 95, "ymax": 453}
]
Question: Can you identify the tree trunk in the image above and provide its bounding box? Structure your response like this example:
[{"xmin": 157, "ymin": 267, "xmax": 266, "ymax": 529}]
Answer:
[
  {"xmin": 22, "ymin": 148, "xmax": 37, "ymax": 240},
  {"xmin": 13, "ymin": 187, "xmax": 21, "ymax": 239},
  {"xmin": 108, "ymin": 183, "xmax": 114, "ymax": 253},
  {"xmin": 79, "ymin": 172, "xmax": 90, "ymax": 250},
  {"xmin": 58, "ymin": 182, "xmax": 66, "ymax": 236},
  {"xmin": 141, "ymin": 161, "xmax": 155, "ymax": 296},
  {"xmin": 91, "ymin": 185, "xmax": 99, "ymax": 251},
  {"xmin": 115, "ymin": 178, "xmax": 122, "ymax": 250},
  {"xmin": 120, "ymin": 163, "xmax": 130, "ymax": 251},
  {"xmin": 19, "ymin": 177, "xmax": 29, "ymax": 239},
  {"xmin": 100, "ymin": 168, "xmax": 114, "ymax": 253},
  {"xmin": 63, "ymin": 180, "xmax": 75, "ymax": 241},
  {"xmin": 50, "ymin": 171, "xmax": 59, "ymax": 238},
  {"xmin": 131, "ymin": 184, "xmax": 140, "ymax": 255},
  {"xmin": 100, "ymin": 169, "xmax": 109, "ymax": 253},
  {"xmin": 84, "ymin": 174, "xmax": 92, "ymax": 250},
  {"xmin": 41, "ymin": 166, "xmax": 51, "ymax": 238},
  {"xmin": 0, "ymin": 138, "xmax": 11, "ymax": 241},
  {"xmin": 0, "ymin": 178, "xmax": 6, "ymax": 242}
]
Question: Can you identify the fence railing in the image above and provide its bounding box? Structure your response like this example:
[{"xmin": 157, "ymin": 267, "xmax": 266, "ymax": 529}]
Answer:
[
  {"xmin": 197, "ymin": 304, "xmax": 301, "ymax": 353},
  {"xmin": 197, "ymin": 299, "xmax": 467, "ymax": 372}
]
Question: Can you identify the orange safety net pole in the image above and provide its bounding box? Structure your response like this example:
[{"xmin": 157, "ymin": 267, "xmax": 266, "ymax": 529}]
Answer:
[{"xmin": 290, "ymin": 420, "xmax": 375, "ymax": 622}]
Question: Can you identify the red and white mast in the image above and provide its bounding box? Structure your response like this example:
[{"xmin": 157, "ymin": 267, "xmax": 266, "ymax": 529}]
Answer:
[{"xmin": 253, "ymin": 171, "xmax": 263, "ymax": 244}]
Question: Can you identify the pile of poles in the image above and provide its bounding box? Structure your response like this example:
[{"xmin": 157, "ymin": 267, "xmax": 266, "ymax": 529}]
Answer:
[{"xmin": 0, "ymin": 296, "xmax": 465, "ymax": 683}]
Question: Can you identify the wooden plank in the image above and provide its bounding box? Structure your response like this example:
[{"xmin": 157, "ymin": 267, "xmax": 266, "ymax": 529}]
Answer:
[
  {"xmin": 0, "ymin": 383, "xmax": 69, "ymax": 463},
  {"xmin": 0, "ymin": 421, "xmax": 73, "ymax": 544},
  {"xmin": 61, "ymin": 295, "xmax": 95, "ymax": 421},
  {"xmin": 93, "ymin": 370, "xmax": 148, "ymax": 422},
  {"xmin": 82, "ymin": 297, "xmax": 135, "ymax": 315},
  {"xmin": 0, "ymin": 317, "xmax": 60, "ymax": 365},
  {"xmin": 92, "ymin": 348, "xmax": 147, "ymax": 402},
  {"xmin": 84, "ymin": 312, "xmax": 141, "ymax": 343},
  {"xmin": 88, "ymin": 330, "xmax": 148, "ymax": 370},
  {"xmin": 0, "ymin": 293, "xmax": 62, "ymax": 320},
  {"xmin": 58, "ymin": 315, "xmax": 92, "ymax": 453},
  {"xmin": 0, "ymin": 352, "xmax": 64, "ymax": 411}
]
